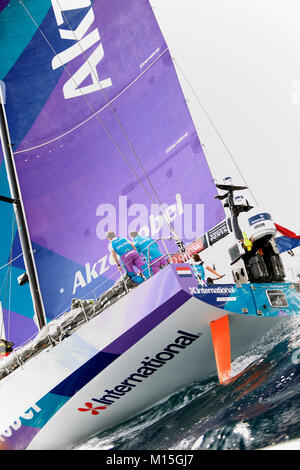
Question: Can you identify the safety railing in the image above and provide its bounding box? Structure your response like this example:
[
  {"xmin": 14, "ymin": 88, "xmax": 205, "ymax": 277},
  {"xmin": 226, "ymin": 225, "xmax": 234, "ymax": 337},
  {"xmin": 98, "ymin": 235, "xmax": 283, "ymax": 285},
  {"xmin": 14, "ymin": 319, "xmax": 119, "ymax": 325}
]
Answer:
[
  {"xmin": 132, "ymin": 235, "xmax": 183, "ymax": 279},
  {"xmin": 0, "ymin": 236, "xmax": 190, "ymax": 380},
  {"xmin": 146, "ymin": 237, "xmax": 173, "ymax": 271}
]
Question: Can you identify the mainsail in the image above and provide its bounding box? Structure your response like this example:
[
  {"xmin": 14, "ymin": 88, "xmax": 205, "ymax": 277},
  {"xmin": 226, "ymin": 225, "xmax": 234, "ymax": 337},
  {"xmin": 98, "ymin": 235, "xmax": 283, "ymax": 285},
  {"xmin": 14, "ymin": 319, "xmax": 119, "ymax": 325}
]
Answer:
[{"xmin": 0, "ymin": 0, "xmax": 224, "ymax": 347}]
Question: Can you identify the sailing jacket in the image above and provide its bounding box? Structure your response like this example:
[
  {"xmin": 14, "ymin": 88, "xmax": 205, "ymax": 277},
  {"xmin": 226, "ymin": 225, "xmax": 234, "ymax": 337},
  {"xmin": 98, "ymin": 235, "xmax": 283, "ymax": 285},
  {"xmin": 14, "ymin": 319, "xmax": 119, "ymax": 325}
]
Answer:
[
  {"xmin": 133, "ymin": 235, "xmax": 162, "ymax": 261},
  {"xmin": 191, "ymin": 262, "xmax": 205, "ymax": 280},
  {"xmin": 110, "ymin": 237, "xmax": 134, "ymax": 257}
]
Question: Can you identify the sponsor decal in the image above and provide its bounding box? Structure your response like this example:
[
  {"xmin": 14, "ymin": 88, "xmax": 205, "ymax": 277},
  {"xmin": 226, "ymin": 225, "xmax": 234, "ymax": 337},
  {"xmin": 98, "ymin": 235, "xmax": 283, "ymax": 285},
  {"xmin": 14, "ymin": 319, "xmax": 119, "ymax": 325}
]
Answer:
[
  {"xmin": 171, "ymin": 235, "xmax": 207, "ymax": 263},
  {"xmin": 166, "ymin": 132, "xmax": 188, "ymax": 154},
  {"xmin": 78, "ymin": 330, "xmax": 201, "ymax": 415},
  {"xmin": 216, "ymin": 297, "xmax": 236, "ymax": 302},
  {"xmin": 248, "ymin": 213, "xmax": 272, "ymax": 227},
  {"xmin": 139, "ymin": 48, "xmax": 160, "ymax": 69},
  {"xmin": 0, "ymin": 404, "xmax": 42, "ymax": 442},
  {"xmin": 189, "ymin": 286, "xmax": 235, "ymax": 295},
  {"xmin": 78, "ymin": 402, "xmax": 106, "ymax": 415},
  {"xmin": 207, "ymin": 220, "xmax": 229, "ymax": 245},
  {"xmin": 51, "ymin": 0, "xmax": 112, "ymax": 99}
]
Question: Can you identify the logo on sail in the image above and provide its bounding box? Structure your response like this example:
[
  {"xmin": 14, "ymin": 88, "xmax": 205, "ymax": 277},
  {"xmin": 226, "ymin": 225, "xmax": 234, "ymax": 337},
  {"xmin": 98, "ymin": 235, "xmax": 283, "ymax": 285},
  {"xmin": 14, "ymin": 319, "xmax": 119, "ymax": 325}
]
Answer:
[{"xmin": 51, "ymin": 0, "xmax": 112, "ymax": 99}]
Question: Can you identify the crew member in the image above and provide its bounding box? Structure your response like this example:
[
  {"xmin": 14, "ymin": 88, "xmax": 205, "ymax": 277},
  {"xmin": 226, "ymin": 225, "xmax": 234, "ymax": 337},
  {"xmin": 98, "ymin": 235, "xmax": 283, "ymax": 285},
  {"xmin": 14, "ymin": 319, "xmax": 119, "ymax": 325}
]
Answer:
[
  {"xmin": 190, "ymin": 253, "xmax": 206, "ymax": 282},
  {"xmin": 130, "ymin": 231, "xmax": 167, "ymax": 276},
  {"xmin": 106, "ymin": 231, "xmax": 148, "ymax": 284},
  {"xmin": 0, "ymin": 338, "xmax": 14, "ymax": 359}
]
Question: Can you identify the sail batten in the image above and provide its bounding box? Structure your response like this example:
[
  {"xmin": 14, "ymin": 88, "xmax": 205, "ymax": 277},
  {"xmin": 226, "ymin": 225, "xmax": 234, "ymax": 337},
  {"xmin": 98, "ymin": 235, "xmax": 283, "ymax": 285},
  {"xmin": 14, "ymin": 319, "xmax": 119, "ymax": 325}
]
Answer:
[{"xmin": 0, "ymin": 0, "xmax": 225, "ymax": 346}]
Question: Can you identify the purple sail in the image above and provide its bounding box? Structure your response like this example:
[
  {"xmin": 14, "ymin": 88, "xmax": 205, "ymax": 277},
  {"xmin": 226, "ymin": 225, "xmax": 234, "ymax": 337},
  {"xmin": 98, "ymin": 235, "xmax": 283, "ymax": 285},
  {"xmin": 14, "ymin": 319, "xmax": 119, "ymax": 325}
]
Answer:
[{"xmin": 0, "ymin": 0, "xmax": 224, "ymax": 345}]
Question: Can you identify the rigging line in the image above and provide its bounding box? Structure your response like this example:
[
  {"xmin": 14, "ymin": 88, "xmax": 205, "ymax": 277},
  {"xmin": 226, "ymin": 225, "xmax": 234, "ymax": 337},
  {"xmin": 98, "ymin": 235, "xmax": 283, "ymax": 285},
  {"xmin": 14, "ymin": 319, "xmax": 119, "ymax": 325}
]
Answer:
[
  {"xmin": 56, "ymin": 242, "xmax": 175, "ymax": 318},
  {"xmin": 57, "ymin": 2, "xmax": 178, "ymax": 237},
  {"xmin": 0, "ymin": 252, "xmax": 23, "ymax": 271},
  {"xmin": 7, "ymin": 252, "xmax": 12, "ymax": 341},
  {"xmin": 57, "ymin": 271, "xmax": 124, "ymax": 318},
  {"xmin": 7, "ymin": 210, "xmax": 16, "ymax": 341},
  {"xmin": 0, "ymin": 267, "xmax": 9, "ymax": 339},
  {"xmin": 0, "ymin": 304, "xmax": 4, "ymax": 339},
  {"xmin": 57, "ymin": 250, "xmax": 150, "ymax": 317},
  {"xmin": 172, "ymin": 57, "xmax": 259, "ymax": 206},
  {"xmin": 2, "ymin": 259, "xmax": 11, "ymax": 318},
  {"xmin": 0, "ymin": 211, "xmax": 15, "ymax": 340},
  {"xmin": 18, "ymin": 0, "xmax": 158, "ymax": 208},
  {"xmin": 0, "ymin": 265, "xmax": 9, "ymax": 297}
]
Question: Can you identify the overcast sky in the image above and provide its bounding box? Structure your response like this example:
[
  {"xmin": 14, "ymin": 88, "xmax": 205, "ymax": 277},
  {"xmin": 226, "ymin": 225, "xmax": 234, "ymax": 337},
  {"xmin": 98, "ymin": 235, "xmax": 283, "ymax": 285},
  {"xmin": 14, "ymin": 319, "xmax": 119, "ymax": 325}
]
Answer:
[{"xmin": 151, "ymin": 0, "xmax": 300, "ymax": 232}]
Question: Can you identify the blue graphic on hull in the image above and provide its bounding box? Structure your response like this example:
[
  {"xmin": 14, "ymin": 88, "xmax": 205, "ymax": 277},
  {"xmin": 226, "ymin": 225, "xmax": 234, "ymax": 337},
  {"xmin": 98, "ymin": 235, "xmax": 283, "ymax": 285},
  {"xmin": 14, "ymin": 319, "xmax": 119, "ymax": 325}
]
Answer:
[{"xmin": 192, "ymin": 283, "xmax": 300, "ymax": 317}]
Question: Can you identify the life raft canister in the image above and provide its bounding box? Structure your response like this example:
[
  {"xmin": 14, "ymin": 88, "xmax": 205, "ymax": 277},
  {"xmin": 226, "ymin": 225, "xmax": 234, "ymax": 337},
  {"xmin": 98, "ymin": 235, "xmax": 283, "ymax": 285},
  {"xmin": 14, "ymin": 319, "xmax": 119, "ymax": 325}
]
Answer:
[
  {"xmin": 0, "ymin": 339, "xmax": 14, "ymax": 359},
  {"xmin": 238, "ymin": 209, "xmax": 277, "ymax": 244}
]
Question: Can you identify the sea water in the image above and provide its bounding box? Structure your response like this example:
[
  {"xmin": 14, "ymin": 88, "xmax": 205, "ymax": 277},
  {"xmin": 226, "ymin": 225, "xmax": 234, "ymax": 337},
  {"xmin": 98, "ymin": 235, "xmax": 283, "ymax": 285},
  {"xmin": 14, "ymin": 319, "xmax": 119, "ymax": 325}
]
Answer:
[{"xmin": 74, "ymin": 317, "xmax": 300, "ymax": 451}]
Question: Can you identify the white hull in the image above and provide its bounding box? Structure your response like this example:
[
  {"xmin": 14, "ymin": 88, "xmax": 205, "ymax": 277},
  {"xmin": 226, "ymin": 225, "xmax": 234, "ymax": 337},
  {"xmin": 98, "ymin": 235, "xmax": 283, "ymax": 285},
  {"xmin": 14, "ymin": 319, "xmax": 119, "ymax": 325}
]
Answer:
[{"xmin": 0, "ymin": 264, "xmax": 296, "ymax": 450}]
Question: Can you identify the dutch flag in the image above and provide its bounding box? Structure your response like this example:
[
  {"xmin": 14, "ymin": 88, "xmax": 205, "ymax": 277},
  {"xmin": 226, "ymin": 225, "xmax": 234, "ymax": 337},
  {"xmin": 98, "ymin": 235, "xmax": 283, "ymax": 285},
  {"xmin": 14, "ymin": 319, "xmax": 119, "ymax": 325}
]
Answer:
[{"xmin": 176, "ymin": 266, "xmax": 193, "ymax": 277}]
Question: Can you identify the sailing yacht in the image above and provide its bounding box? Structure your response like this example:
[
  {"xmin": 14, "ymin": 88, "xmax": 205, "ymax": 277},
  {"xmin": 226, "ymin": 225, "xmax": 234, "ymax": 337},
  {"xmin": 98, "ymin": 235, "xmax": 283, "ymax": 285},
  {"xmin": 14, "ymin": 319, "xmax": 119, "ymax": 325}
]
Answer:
[{"xmin": 0, "ymin": 0, "xmax": 299, "ymax": 450}]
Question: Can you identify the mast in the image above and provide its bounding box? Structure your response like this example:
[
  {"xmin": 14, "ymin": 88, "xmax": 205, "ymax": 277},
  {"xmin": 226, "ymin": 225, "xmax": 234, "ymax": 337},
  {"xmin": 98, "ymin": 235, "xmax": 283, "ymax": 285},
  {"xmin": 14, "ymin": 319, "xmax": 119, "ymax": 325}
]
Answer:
[{"xmin": 0, "ymin": 81, "xmax": 46, "ymax": 330}]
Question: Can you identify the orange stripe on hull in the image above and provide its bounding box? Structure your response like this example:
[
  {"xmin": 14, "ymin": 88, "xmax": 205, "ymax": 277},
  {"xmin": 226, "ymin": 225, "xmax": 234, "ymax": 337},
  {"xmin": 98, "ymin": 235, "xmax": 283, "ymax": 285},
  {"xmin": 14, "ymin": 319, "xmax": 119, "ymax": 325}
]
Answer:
[
  {"xmin": 210, "ymin": 315, "xmax": 231, "ymax": 384},
  {"xmin": 0, "ymin": 441, "xmax": 10, "ymax": 450}
]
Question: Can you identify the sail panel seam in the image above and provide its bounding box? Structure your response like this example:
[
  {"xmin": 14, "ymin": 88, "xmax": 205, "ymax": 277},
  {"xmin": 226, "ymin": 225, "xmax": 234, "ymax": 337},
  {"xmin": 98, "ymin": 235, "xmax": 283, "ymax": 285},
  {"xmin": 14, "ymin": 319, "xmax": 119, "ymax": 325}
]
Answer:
[{"xmin": 13, "ymin": 49, "xmax": 169, "ymax": 155}]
